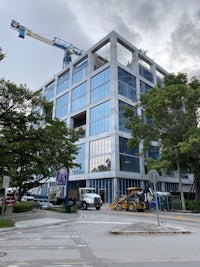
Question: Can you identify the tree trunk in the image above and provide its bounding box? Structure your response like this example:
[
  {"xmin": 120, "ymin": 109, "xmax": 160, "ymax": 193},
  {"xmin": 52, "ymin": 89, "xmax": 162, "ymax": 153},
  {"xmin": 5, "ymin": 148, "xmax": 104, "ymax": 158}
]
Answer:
[{"xmin": 195, "ymin": 179, "xmax": 200, "ymax": 201}]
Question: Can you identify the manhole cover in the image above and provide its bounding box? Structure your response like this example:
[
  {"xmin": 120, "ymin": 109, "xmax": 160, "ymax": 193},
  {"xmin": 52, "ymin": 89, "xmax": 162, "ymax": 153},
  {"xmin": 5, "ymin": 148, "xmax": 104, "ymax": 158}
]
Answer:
[{"xmin": 0, "ymin": 251, "xmax": 7, "ymax": 257}]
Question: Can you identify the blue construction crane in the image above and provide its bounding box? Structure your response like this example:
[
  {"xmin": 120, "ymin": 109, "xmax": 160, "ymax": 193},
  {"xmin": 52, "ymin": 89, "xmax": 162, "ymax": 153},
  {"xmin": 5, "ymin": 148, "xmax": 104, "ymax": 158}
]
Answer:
[{"xmin": 11, "ymin": 20, "xmax": 83, "ymax": 68}]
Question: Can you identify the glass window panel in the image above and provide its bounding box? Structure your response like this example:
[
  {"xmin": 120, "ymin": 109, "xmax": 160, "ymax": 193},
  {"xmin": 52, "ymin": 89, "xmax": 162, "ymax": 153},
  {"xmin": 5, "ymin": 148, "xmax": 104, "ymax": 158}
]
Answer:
[
  {"xmin": 119, "ymin": 136, "xmax": 139, "ymax": 155},
  {"xmin": 119, "ymin": 137, "xmax": 140, "ymax": 173},
  {"xmin": 146, "ymin": 145, "xmax": 160, "ymax": 160},
  {"xmin": 90, "ymin": 155, "xmax": 111, "ymax": 172},
  {"xmin": 118, "ymin": 100, "xmax": 136, "ymax": 133},
  {"xmin": 89, "ymin": 137, "xmax": 111, "ymax": 173},
  {"xmin": 120, "ymin": 155, "xmax": 140, "ymax": 173},
  {"xmin": 71, "ymin": 82, "xmax": 87, "ymax": 112},
  {"xmin": 90, "ymin": 101, "xmax": 110, "ymax": 136},
  {"xmin": 73, "ymin": 143, "xmax": 85, "ymax": 174},
  {"xmin": 91, "ymin": 67, "xmax": 110, "ymax": 88},
  {"xmin": 45, "ymin": 82, "xmax": 55, "ymax": 100},
  {"xmin": 55, "ymin": 93, "xmax": 68, "ymax": 118},
  {"xmin": 90, "ymin": 137, "xmax": 111, "ymax": 156},
  {"xmin": 140, "ymin": 80, "xmax": 152, "ymax": 94},
  {"xmin": 91, "ymin": 82, "xmax": 110, "ymax": 103},
  {"xmin": 119, "ymin": 178, "xmax": 141, "ymax": 196},
  {"xmin": 139, "ymin": 64, "xmax": 154, "ymax": 83},
  {"xmin": 118, "ymin": 67, "xmax": 136, "ymax": 87},
  {"xmin": 72, "ymin": 60, "xmax": 88, "ymax": 84},
  {"xmin": 57, "ymin": 72, "xmax": 70, "ymax": 94},
  {"xmin": 118, "ymin": 67, "xmax": 137, "ymax": 101}
]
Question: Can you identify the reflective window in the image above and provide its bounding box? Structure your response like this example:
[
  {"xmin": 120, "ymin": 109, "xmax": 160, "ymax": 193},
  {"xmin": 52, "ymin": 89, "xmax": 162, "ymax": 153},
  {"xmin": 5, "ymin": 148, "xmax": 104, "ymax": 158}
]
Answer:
[
  {"xmin": 119, "ymin": 136, "xmax": 140, "ymax": 173},
  {"xmin": 57, "ymin": 72, "xmax": 70, "ymax": 94},
  {"xmin": 140, "ymin": 80, "xmax": 152, "ymax": 93},
  {"xmin": 119, "ymin": 100, "xmax": 135, "ymax": 133},
  {"xmin": 146, "ymin": 145, "xmax": 159, "ymax": 160},
  {"xmin": 55, "ymin": 93, "xmax": 68, "ymax": 118},
  {"xmin": 72, "ymin": 60, "xmax": 88, "ymax": 84},
  {"xmin": 118, "ymin": 67, "xmax": 137, "ymax": 101},
  {"xmin": 90, "ymin": 101, "xmax": 110, "ymax": 136},
  {"xmin": 73, "ymin": 143, "xmax": 85, "ymax": 174},
  {"xmin": 119, "ymin": 178, "xmax": 141, "ymax": 197},
  {"xmin": 45, "ymin": 82, "xmax": 55, "ymax": 100},
  {"xmin": 91, "ymin": 67, "xmax": 110, "ymax": 103},
  {"xmin": 89, "ymin": 137, "xmax": 111, "ymax": 172},
  {"xmin": 139, "ymin": 64, "xmax": 154, "ymax": 83},
  {"xmin": 71, "ymin": 82, "xmax": 87, "ymax": 112},
  {"xmin": 90, "ymin": 137, "xmax": 111, "ymax": 156}
]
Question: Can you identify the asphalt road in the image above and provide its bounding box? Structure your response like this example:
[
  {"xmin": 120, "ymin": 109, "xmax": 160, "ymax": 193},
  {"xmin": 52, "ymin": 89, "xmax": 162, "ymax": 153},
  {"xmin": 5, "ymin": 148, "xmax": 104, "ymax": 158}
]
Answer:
[{"xmin": 0, "ymin": 206, "xmax": 200, "ymax": 267}]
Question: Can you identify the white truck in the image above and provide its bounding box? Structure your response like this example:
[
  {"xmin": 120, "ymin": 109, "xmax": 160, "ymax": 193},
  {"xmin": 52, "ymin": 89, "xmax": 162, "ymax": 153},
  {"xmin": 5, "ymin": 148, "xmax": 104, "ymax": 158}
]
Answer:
[{"xmin": 69, "ymin": 187, "xmax": 102, "ymax": 210}]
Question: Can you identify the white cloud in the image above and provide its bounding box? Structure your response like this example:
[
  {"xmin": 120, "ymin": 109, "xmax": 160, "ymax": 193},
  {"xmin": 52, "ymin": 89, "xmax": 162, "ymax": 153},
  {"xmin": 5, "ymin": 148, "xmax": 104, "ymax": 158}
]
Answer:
[{"xmin": 0, "ymin": 0, "xmax": 199, "ymax": 90}]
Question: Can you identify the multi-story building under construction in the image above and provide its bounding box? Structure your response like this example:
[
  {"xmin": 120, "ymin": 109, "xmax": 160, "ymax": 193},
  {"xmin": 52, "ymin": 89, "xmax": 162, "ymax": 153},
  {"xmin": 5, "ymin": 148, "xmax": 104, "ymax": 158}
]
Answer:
[{"xmin": 39, "ymin": 31, "xmax": 193, "ymax": 203}]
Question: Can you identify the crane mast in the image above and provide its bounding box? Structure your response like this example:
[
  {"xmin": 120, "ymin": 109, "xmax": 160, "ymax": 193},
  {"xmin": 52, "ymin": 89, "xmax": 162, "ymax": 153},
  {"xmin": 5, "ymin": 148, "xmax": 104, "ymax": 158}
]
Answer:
[{"xmin": 10, "ymin": 20, "xmax": 83, "ymax": 68}]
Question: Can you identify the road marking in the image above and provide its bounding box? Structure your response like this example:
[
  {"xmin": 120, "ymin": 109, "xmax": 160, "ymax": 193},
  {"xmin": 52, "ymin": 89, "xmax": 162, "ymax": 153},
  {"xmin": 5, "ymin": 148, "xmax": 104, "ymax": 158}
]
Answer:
[{"xmin": 76, "ymin": 221, "xmax": 133, "ymax": 224}]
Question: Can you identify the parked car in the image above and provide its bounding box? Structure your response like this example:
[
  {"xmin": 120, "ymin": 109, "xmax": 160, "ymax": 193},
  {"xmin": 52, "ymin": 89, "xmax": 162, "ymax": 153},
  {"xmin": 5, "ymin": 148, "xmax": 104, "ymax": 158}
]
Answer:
[{"xmin": 34, "ymin": 201, "xmax": 53, "ymax": 209}]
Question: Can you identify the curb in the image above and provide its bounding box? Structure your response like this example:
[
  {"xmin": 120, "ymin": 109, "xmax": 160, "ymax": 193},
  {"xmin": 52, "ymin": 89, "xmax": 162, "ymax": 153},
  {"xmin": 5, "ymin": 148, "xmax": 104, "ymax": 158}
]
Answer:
[{"xmin": 110, "ymin": 222, "xmax": 191, "ymax": 235}]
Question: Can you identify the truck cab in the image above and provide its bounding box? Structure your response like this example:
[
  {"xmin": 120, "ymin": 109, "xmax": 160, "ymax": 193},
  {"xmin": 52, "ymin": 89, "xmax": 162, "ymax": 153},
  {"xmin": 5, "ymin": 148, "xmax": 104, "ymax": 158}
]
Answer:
[{"xmin": 78, "ymin": 187, "xmax": 102, "ymax": 210}]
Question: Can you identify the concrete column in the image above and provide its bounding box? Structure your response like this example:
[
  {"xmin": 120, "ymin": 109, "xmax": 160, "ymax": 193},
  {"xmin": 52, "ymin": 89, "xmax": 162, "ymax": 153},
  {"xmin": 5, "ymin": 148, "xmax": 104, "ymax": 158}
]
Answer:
[{"xmin": 113, "ymin": 177, "xmax": 119, "ymax": 200}]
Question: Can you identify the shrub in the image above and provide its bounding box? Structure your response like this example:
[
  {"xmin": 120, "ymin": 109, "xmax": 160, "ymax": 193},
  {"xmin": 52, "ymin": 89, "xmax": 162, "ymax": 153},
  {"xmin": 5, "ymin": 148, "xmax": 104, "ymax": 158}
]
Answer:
[
  {"xmin": 13, "ymin": 202, "xmax": 34, "ymax": 213},
  {"xmin": 186, "ymin": 200, "xmax": 200, "ymax": 212}
]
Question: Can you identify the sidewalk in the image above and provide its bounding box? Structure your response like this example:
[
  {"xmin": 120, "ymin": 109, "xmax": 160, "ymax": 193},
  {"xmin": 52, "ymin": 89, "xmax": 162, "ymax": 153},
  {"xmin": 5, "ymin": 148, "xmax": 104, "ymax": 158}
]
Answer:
[{"xmin": 0, "ymin": 209, "xmax": 80, "ymax": 232}]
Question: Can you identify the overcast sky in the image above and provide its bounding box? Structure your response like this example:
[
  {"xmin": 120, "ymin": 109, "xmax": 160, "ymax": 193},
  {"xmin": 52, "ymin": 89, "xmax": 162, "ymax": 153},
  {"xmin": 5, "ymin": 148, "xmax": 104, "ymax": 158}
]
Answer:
[{"xmin": 0, "ymin": 0, "xmax": 199, "ymax": 91}]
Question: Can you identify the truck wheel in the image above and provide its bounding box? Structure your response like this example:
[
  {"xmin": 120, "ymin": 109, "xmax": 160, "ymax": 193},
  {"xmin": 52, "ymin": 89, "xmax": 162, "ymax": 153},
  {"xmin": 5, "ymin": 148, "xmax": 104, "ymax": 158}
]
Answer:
[
  {"xmin": 82, "ymin": 202, "xmax": 87, "ymax": 210},
  {"xmin": 96, "ymin": 206, "xmax": 100, "ymax": 210},
  {"xmin": 128, "ymin": 201, "xmax": 137, "ymax": 212}
]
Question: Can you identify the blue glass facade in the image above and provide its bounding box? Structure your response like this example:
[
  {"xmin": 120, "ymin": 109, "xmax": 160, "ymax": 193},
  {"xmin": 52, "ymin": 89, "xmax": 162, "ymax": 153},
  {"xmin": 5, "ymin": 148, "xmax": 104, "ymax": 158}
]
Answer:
[
  {"xmin": 57, "ymin": 72, "xmax": 69, "ymax": 94},
  {"xmin": 139, "ymin": 64, "xmax": 154, "ymax": 83},
  {"xmin": 118, "ymin": 67, "xmax": 137, "ymax": 101},
  {"xmin": 118, "ymin": 100, "xmax": 135, "ymax": 133},
  {"xmin": 140, "ymin": 80, "xmax": 152, "ymax": 93},
  {"xmin": 119, "ymin": 136, "xmax": 140, "ymax": 173},
  {"xmin": 55, "ymin": 93, "xmax": 68, "ymax": 118},
  {"xmin": 45, "ymin": 82, "xmax": 55, "ymax": 100},
  {"xmin": 72, "ymin": 60, "xmax": 88, "ymax": 84},
  {"xmin": 71, "ymin": 82, "xmax": 87, "ymax": 112},
  {"xmin": 146, "ymin": 145, "xmax": 160, "ymax": 160},
  {"xmin": 73, "ymin": 143, "xmax": 85, "ymax": 174},
  {"xmin": 90, "ymin": 101, "xmax": 111, "ymax": 136},
  {"xmin": 91, "ymin": 67, "xmax": 110, "ymax": 103}
]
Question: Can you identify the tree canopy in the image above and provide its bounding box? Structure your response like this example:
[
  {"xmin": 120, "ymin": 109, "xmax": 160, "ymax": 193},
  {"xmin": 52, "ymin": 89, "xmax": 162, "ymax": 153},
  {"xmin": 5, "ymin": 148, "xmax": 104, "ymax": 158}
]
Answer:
[
  {"xmin": 124, "ymin": 73, "xmax": 200, "ymax": 200},
  {"xmin": 0, "ymin": 79, "xmax": 83, "ymax": 200},
  {"xmin": 0, "ymin": 48, "xmax": 5, "ymax": 61}
]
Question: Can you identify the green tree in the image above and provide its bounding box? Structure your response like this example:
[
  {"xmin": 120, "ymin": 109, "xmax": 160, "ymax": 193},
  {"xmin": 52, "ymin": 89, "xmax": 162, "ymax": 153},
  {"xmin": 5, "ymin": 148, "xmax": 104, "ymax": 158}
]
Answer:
[
  {"xmin": 124, "ymin": 73, "xmax": 200, "ymax": 200},
  {"xmin": 0, "ymin": 47, "xmax": 5, "ymax": 61},
  {"xmin": 0, "ymin": 79, "xmax": 83, "ymax": 200}
]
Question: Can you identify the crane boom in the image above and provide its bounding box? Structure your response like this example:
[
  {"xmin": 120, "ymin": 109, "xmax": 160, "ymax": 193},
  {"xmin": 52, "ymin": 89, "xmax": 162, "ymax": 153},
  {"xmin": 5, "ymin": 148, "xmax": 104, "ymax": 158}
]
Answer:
[{"xmin": 10, "ymin": 20, "xmax": 83, "ymax": 68}]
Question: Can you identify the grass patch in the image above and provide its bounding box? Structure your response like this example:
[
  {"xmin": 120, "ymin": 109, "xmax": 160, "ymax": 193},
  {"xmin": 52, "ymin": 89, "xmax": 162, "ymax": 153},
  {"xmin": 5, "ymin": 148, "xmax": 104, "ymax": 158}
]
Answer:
[{"xmin": 0, "ymin": 218, "xmax": 15, "ymax": 228}]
